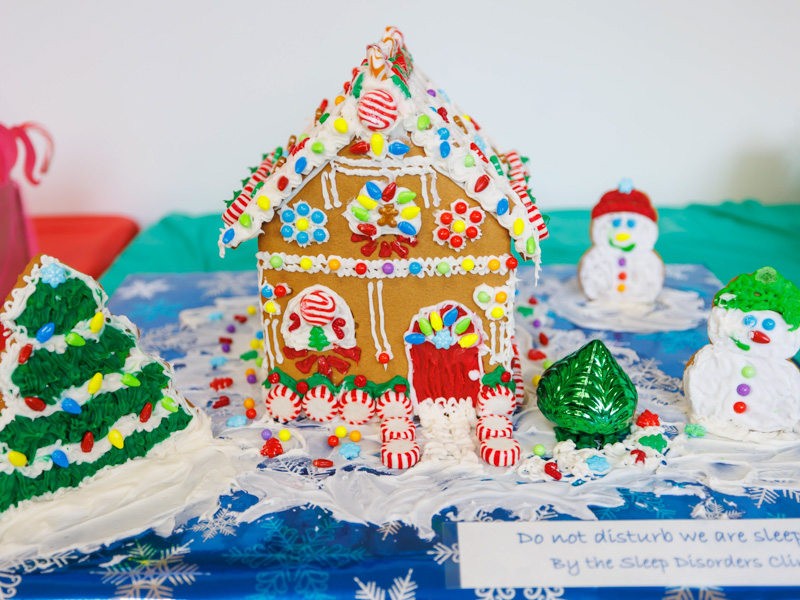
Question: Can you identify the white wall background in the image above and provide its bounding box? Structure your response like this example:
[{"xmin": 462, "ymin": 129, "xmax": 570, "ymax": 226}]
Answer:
[{"xmin": 2, "ymin": 0, "xmax": 799, "ymax": 227}]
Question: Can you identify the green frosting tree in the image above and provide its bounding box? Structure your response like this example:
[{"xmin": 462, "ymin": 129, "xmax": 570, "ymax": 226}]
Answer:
[
  {"xmin": 0, "ymin": 256, "xmax": 193, "ymax": 513},
  {"xmin": 536, "ymin": 339, "xmax": 638, "ymax": 449},
  {"xmin": 308, "ymin": 325, "xmax": 330, "ymax": 351}
]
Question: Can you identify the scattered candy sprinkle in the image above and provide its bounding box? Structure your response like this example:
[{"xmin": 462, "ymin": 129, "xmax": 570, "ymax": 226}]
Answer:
[
  {"xmin": 338, "ymin": 442, "xmax": 361, "ymax": 460},
  {"xmin": 278, "ymin": 429, "xmax": 291, "ymax": 442}
]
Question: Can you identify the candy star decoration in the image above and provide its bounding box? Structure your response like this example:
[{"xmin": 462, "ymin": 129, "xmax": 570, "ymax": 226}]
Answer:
[
  {"xmin": 0, "ymin": 255, "xmax": 194, "ymax": 514},
  {"xmin": 537, "ymin": 339, "xmax": 638, "ymax": 448}
]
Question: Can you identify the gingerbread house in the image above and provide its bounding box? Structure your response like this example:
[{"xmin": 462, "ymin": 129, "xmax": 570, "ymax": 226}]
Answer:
[{"xmin": 218, "ymin": 28, "xmax": 548, "ymax": 423}]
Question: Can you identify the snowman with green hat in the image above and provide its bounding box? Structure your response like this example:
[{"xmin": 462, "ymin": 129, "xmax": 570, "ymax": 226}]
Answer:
[{"xmin": 684, "ymin": 266, "xmax": 800, "ymax": 439}]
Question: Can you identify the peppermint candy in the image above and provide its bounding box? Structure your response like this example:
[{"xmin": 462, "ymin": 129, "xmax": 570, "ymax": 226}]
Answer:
[
  {"xmin": 475, "ymin": 415, "xmax": 513, "ymax": 441},
  {"xmin": 266, "ymin": 384, "xmax": 302, "ymax": 423},
  {"xmin": 299, "ymin": 290, "xmax": 336, "ymax": 326},
  {"xmin": 480, "ymin": 436, "xmax": 521, "ymax": 467},
  {"xmin": 303, "ymin": 385, "xmax": 339, "ymax": 422},
  {"xmin": 380, "ymin": 416, "xmax": 416, "ymax": 442},
  {"xmin": 339, "ymin": 389, "xmax": 375, "ymax": 425},
  {"xmin": 357, "ymin": 89, "xmax": 399, "ymax": 131},
  {"xmin": 477, "ymin": 385, "xmax": 516, "ymax": 417},
  {"xmin": 376, "ymin": 391, "xmax": 413, "ymax": 420},
  {"xmin": 381, "ymin": 438, "xmax": 420, "ymax": 470}
]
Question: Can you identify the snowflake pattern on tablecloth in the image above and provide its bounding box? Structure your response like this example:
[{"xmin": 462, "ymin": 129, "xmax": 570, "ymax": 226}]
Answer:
[
  {"xmin": 746, "ymin": 487, "xmax": 800, "ymax": 510},
  {"xmin": 190, "ymin": 508, "xmax": 239, "ymax": 541},
  {"xmin": 377, "ymin": 521, "xmax": 403, "ymax": 541},
  {"xmin": 595, "ymin": 489, "xmax": 676, "ymax": 520},
  {"xmin": 196, "ymin": 272, "xmax": 258, "ymax": 299},
  {"xmin": 427, "ymin": 542, "xmax": 459, "ymax": 565},
  {"xmin": 115, "ymin": 278, "xmax": 172, "ymax": 300},
  {"xmin": 354, "ymin": 569, "xmax": 417, "ymax": 600},
  {"xmin": 663, "ymin": 588, "xmax": 728, "ymax": 600},
  {"xmin": 137, "ymin": 321, "xmax": 197, "ymax": 355},
  {"xmin": 0, "ymin": 551, "xmax": 78, "ymax": 600},
  {"xmin": 690, "ymin": 497, "xmax": 742, "ymax": 520}
]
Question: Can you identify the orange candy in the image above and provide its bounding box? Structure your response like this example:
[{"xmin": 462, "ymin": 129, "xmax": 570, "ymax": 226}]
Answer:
[
  {"xmin": 329, "ymin": 258, "xmax": 341, "ymax": 271},
  {"xmin": 488, "ymin": 259, "xmax": 501, "ymax": 272},
  {"xmin": 349, "ymin": 430, "xmax": 362, "ymax": 442},
  {"xmin": 244, "ymin": 398, "xmax": 255, "ymax": 409}
]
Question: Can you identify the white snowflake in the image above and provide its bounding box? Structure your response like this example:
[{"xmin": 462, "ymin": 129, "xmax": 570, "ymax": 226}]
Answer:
[
  {"xmin": 354, "ymin": 569, "xmax": 417, "ymax": 600},
  {"xmin": 0, "ymin": 550, "xmax": 78, "ymax": 600},
  {"xmin": 115, "ymin": 278, "xmax": 172, "ymax": 300},
  {"xmin": 191, "ymin": 508, "xmax": 238, "ymax": 541},
  {"xmin": 0, "ymin": 572, "xmax": 22, "ymax": 600},
  {"xmin": 663, "ymin": 588, "xmax": 727, "ymax": 600},
  {"xmin": 475, "ymin": 589, "xmax": 516, "ymax": 600},
  {"xmin": 523, "ymin": 589, "xmax": 564, "ymax": 600},
  {"xmin": 690, "ymin": 498, "xmax": 742, "ymax": 520},
  {"xmin": 745, "ymin": 486, "xmax": 800, "ymax": 509},
  {"xmin": 377, "ymin": 521, "xmax": 402, "ymax": 541},
  {"xmin": 426, "ymin": 542, "xmax": 459, "ymax": 565},
  {"xmin": 98, "ymin": 541, "xmax": 201, "ymax": 599},
  {"xmin": 195, "ymin": 272, "xmax": 256, "ymax": 299}
]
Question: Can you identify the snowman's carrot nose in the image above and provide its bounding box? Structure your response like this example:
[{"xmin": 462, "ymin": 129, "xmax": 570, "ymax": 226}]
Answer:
[
  {"xmin": 749, "ymin": 330, "xmax": 771, "ymax": 344},
  {"xmin": 615, "ymin": 233, "xmax": 631, "ymax": 242}
]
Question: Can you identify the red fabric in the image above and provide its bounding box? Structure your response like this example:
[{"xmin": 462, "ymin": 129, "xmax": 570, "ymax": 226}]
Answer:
[
  {"xmin": 31, "ymin": 215, "xmax": 139, "ymax": 279},
  {"xmin": 0, "ymin": 182, "xmax": 36, "ymax": 300},
  {"xmin": 591, "ymin": 188, "xmax": 658, "ymax": 222}
]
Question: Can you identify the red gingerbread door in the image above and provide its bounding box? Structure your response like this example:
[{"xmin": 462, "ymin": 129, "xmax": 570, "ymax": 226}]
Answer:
[{"xmin": 404, "ymin": 302, "xmax": 485, "ymax": 405}]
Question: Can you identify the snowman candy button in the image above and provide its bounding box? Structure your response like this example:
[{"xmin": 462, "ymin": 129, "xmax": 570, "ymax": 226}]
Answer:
[
  {"xmin": 578, "ymin": 179, "xmax": 665, "ymax": 304},
  {"xmin": 684, "ymin": 267, "xmax": 800, "ymax": 439}
]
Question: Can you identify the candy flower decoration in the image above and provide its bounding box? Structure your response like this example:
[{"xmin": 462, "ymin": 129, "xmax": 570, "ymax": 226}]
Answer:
[
  {"xmin": 343, "ymin": 180, "xmax": 421, "ymax": 241},
  {"xmin": 260, "ymin": 282, "xmax": 292, "ymax": 316},
  {"xmin": 473, "ymin": 284, "xmax": 512, "ymax": 321},
  {"xmin": 433, "ymin": 200, "xmax": 485, "ymax": 251},
  {"xmin": 278, "ymin": 200, "xmax": 328, "ymax": 247}
]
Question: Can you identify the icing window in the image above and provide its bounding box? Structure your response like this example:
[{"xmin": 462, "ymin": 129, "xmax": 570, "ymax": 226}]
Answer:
[
  {"xmin": 343, "ymin": 180, "xmax": 421, "ymax": 240},
  {"xmin": 278, "ymin": 200, "xmax": 328, "ymax": 247},
  {"xmin": 433, "ymin": 201, "xmax": 485, "ymax": 251},
  {"xmin": 280, "ymin": 285, "xmax": 356, "ymax": 351}
]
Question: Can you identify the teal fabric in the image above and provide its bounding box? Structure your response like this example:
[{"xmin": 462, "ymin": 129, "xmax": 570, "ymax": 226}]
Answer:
[{"xmin": 101, "ymin": 200, "xmax": 800, "ymax": 295}]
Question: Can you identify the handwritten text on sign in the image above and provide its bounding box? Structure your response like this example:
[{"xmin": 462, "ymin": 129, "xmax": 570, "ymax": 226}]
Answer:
[{"xmin": 457, "ymin": 519, "xmax": 800, "ymax": 588}]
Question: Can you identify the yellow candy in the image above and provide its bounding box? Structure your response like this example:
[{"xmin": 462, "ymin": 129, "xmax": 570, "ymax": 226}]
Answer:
[
  {"xmin": 490, "ymin": 306, "xmax": 505, "ymax": 319},
  {"xmin": 462, "ymin": 258, "xmax": 475, "ymax": 271},
  {"xmin": 334, "ymin": 95, "xmax": 345, "ymax": 105},
  {"xmin": 265, "ymin": 301, "xmax": 277, "ymax": 314},
  {"xmin": 335, "ymin": 425, "xmax": 347, "ymax": 438},
  {"xmin": 247, "ymin": 305, "xmax": 257, "ymax": 315},
  {"xmin": 371, "ymin": 133, "xmax": 383, "ymax": 155},
  {"xmin": 452, "ymin": 220, "xmax": 466, "ymax": 233},
  {"xmin": 532, "ymin": 375, "xmax": 542, "ymax": 387},
  {"xmin": 514, "ymin": 218, "xmax": 524, "ymax": 236},
  {"xmin": 334, "ymin": 117, "xmax": 348, "ymax": 133},
  {"xmin": 244, "ymin": 398, "xmax": 255, "ymax": 409},
  {"xmin": 278, "ymin": 429, "xmax": 291, "ymax": 442},
  {"xmin": 297, "ymin": 218, "xmax": 309, "ymax": 231},
  {"xmin": 430, "ymin": 311, "xmax": 443, "ymax": 331},
  {"xmin": 401, "ymin": 206, "xmax": 421, "ymax": 219},
  {"xmin": 349, "ymin": 430, "xmax": 361, "ymax": 442},
  {"xmin": 109, "ymin": 429, "xmax": 124, "ymax": 449},
  {"xmin": 8, "ymin": 451, "xmax": 27, "ymax": 467},
  {"xmin": 618, "ymin": 284, "xmax": 626, "ymax": 292},
  {"xmin": 357, "ymin": 194, "xmax": 377, "ymax": 210},
  {"xmin": 329, "ymin": 258, "xmax": 341, "ymax": 271},
  {"xmin": 250, "ymin": 338, "xmax": 263, "ymax": 350},
  {"xmin": 257, "ymin": 195, "xmax": 270, "ymax": 210},
  {"xmin": 90, "ymin": 312, "xmax": 104, "ymax": 334},
  {"xmin": 488, "ymin": 259, "xmax": 501, "ymax": 272},
  {"xmin": 300, "ymin": 257, "xmax": 313, "ymax": 270},
  {"xmin": 459, "ymin": 334, "xmax": 479, "ymax": 348},
  {"xmin": 88, "ymin": 372, "xmax": 103, "ymax": 394},
  {"xmin": 495, "ymin": 291, "xmax": 508, "ymax": 303}
]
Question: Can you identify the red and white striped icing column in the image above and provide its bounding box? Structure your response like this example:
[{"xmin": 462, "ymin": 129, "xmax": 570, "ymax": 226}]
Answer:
[{"xmin": 505, "ymin": 150, "xmax": 548, "ymax": 240}]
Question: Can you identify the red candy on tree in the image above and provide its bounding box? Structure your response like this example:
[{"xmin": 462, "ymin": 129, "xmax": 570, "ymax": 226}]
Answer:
[
  {"xmin": 81, "ymin": 432, "xmax": 94, "ymax": 453},
  {"xmin": 296, "ymin": 381, "xmax": 309, "ymax": 394},
  {"xmin": 25, "ymin": 397, "xmax": 45, "ymax": 412},
  {"xmin": 277, "ymin": 176, "xmax": 288, "ymax": 191},
  {"xmin": 354, "ymin": 375, "xmax": 367, "ymax": 388},
  {"xmin": 328, "ymin": 435, "xmax": 339, "ymax": 447},
  {"xmin": 218, "ymin": 337, "xmax": 233, "ymax": 344},
  {"xmin": 246, "ymin": 408, "xmax": 257, "ymax": 419},
  {"xmin": 379, "ymin": 241, "xmax": 392, "ymax": 258},
  {"xmin": 210, "ymin": 377, "xmax": 233, "ymax": 391},
  {"xmin": 18, "ymin": 344, "xmax": 33, "ymax": 364},
  {"xmin": 544, "ymin": 462, "xmax": 562, "ymax": 480},
  {"xmin": 506, "ymin": 257, "xmax": 518, "ymax": 269},
  {"xmin": 528, "ymin": 349, "xmax": 547, "ymax": 361},
  {"xmin": 260, "ymin": 438, "xmax": 283, "ymax": 458},
  {"xmin": 350, "ymin": 140, "xmax": 370, "ymax": 154},
  {"xmin": 268, "ymin": 372, "xmax": 281, "ymax": 384},
  {"xmin": 355, "ymin": 262, "xmax": 368, "ymax": 275},
  {"xmin": 528, "ymin": 296, "xmax": 538, "ymax": 305},
  {"xmin": 139, "ymin": 402, "xmax": 153, "ymax": 423},
  {"xmin": 313, "ymin": 459, "xmax": 334, "ymax": 468},
  {"xmin": 500, "ymin": 371, "xmax": 511, "ymax": 383},
  {"xmin": 474, "ymin": 175, "xmax": 489, "ymax": 193},
  {"xmin": 539, "ymin": 332, "xmax": 549, "ymax": 346},
  {"xmin": 636, "ymin": 410, "xmax": 661, "ymax": 428},
  {"xmin": 631, "ymin": 449, "xmax": 646, "ymax": 464}
]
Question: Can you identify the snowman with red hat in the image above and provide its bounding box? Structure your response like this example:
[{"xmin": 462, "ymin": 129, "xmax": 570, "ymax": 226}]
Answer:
[{"xmin": 578, "ymin": 179, "xmax": 665, "ymax": 304}]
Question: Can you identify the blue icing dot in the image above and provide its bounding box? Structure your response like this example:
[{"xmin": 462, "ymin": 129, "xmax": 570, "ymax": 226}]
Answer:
[
  {"xmin": 398, "ymin": 221, "xmax": 417, "ymax": 236},
  {"xmin": 404, "ymin": 333, "xmax": 426, "ymax": 345},
  {"xmin": 51, "ymin": 450, "xmax": 69, "ymax": 469},
  {"xmin": 208, "ymin": 311, "xmax": 223, "ymax": 321},
  {"xmin": 280, "ymin": 225, "xmax": 294, "ymax": 238},
  {"xmin": 61, "ymin": 398, "xmax": 81, "ymax": 415},
  {"xmin": 311, "ymin": 210, "xmax": 325, "ymax": 224},
  {"xmin": 227, "ymin": 415, "xmax": 247, "ymax": 428},
  {"xmin": 261, "ymin": 285, "xmax": 274, "ymax": 298},
  {"xmin": 36, "ymin": 323, "xmax": 55, "ymax": 343},
  {"xmin": 438, "ymin": 127, "xmax": 450, "ymax": 140},
  {"xmin": 762, "ymin": 318, "xmax": 776, "ymax": 330},
  {"xmin": 627, "ymin": 219, "xmax": 636, "ymax": 228},
  {"xmin": 210, "ymin": 356, "xmax": 228, "ymax": 367},
  {"xmin": 296, "ymin": 202, "xmax": 310, "ymax": 216},
  {"xmin": 365, "ymin": 181, "xmax": 382, "ymax": 200},
  {"xmin": 313, "ymin": 229, "xmax": 327, "ymax": 242},
  {"xmin": 294, "ymin": 156, "xmax": 307, "ymax": 174},
  {"xmin": 222, "ymin": 228, "xmax": 235, "ymax": 244},
  {"xmin": 613, "ymin": 218, "xmax": 621, "ymax": 228},
  {"xmin": 409, "ymin": 261, "xmax": 422, "ymax": 275},
  {"xmin": 496, "ymin": 198, "xmax": 509, "ymax": 216},
  {"xmin": 743, "ymin": 315, "xmax": 756, "ymax": 327},
  {"xmin": 586, "ymin": 455, "xmax": 610, "ymax": 473},
  {"xmin": 389, "ymin": 142, "xmax": 410, "ymax": 155},
  {"xmin": 297, "ymin": 232, "xmax": 309, "ymax": 245},
  {"xmin": 255, "ymin": 330, "xmax": 264, "ymax": 340},
  {"xmin": 338, "ymin": 442, "xmax": 361, "ymax": 460},
  {"xmin": 281, "ymin": 210, "xmax": 295, "ymax": 223},
  {"xmin": 440, "ymin": 141, "xmax": 450, "ymax": 158}
]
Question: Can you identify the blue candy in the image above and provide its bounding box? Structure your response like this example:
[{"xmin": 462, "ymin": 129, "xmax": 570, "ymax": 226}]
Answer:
[
  {"xmin": 409, "ymin": 261, "xmax": 422, "ymax": 275},
  {"xmin": 338, "ymin": 442, "xmax": 361, "ymax": 460},
  {"xmin": 51, "ymin": 450, "xmax": 69, "ymax": 469},
  {"xmin": 496, "ymin": 198, "xmax": 509, "ymax": 216},
  {"xmin": 404, "ymin": 333, "xmax": 426, "ymax": 345},
  {"xmin": 280, "ymin": 225, "xmax": 293, "ymax": 238},
  {"xmin": 438, "ymin": 127, "xmax": 450, "ymax": 140},
  {"xmin": 294, "ymin": 157, "xmax": 307, "ymax": 174},
  {"xmin": 442, "ymin": 308, "xmax": 459, "ymax": 327},
  {"xmin": 440, "ymin": 141, "xmax": 450, "ymax": 158},
  {"xmin": 297, "ymin": 232, "xmax": 309, "ymax": 245},
  {"xmin": 311, "ymin": 210, "xmax": 325, "ymax": 224},
  {"xmin": 398, "ymin": 221, "xmax": 417, "ymax": 236},
  {"xmin": 365, "ymin": 181, "xmax": 382, "ymax": 200},
  {"xmin": 313, "ymin": 229, "xmax": 327, "ymax": 242},
  {"xmin": 296, "ymin": 202, "xmax": 310, "ymax": 216},
  {"xmin": 227, "ymin": 415, "xmax": 247, "ymax": 428},
  {"xmin": 210, "ymin": 356, "xmax": 228, "ymax": 367},
  {"xmin": 36, "ymin": 323, "xmax": 55, "ymax": 343},
  {"xmin": 255, "ymin": 330, "xmax": 264, "ymax": 340},
  {"xmin": 281, "ymin": 209, "xmax": 295, "ymax": 223},
  {"xmin": 222, "ymin": 228, "xmax": 235, "ymax": 244},
  {"xmin": 40, "ymin": 263, "xmax": 66, "ymax": 288},
  {"xmin": 61, "ymin": 398, "xmax": 82, "ymax": 415},
  {"xmin": 261, "ymin": 285, "xmax": 274, "ymax": 298},
  {"xmin": 208, "ymin": 311, "xmax": 223, "ymax": 321},
  {"xmin": 388, "ymin": 142, "xmax": 410, "ymax": 155},
  {"xmin": 587, "ymin": 455, "xmax": 610, "ymax": 473},
  {"xmin": 474, "ymin": 135, "xmax": 486, "ymax": 151}
]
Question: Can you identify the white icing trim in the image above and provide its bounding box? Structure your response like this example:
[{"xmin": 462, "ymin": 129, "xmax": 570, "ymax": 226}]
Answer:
[
  {"xmin": 271, "ymin": 319, "xmax": 283, "ymax": 364},
  {"xmin": 377, "ymin": 280, "xmax": 392, "ymax": 360},
  {"xmin": 367, "ymin": 282, "xmax": 382, "ymax": 361}
]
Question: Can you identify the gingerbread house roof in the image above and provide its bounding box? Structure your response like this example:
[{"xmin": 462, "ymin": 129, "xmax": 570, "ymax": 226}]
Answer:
[{"xmin": 218, "ymin": 27, "xmax": 548, "ymax": 262}]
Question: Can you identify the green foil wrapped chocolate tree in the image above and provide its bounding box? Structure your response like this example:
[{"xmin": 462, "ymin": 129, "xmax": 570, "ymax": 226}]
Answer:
[{"xmin": 537, "ymin": 339, "xmax": 638, "ymax": 448}]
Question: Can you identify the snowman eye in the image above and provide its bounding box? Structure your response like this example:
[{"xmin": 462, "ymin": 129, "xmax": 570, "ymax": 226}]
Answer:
[
  {"xmin": 613, "ymin": 218, "xmax": 621, "ymax": 227},
  {"xmin": 743, "ymin": 315, "xmax": 757, "ymax": 327},
  {"xmin": 627, "ymin": 219, "xmax": 636, "ymax": 228},
  {"xmin": 762, "ymin": 318, "xmax": 776, "ymax": 331}
]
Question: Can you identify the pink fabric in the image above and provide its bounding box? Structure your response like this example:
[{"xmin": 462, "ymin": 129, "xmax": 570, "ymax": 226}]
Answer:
[{"xmin": 0, "ymin": 182, "xmax": 35, "ymax": 300}]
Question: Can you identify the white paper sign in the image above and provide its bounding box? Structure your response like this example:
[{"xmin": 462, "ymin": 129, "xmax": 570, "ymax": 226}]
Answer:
[{"xmin": 458, "ymin": 519, "xmax": 800, "ymax": 588}]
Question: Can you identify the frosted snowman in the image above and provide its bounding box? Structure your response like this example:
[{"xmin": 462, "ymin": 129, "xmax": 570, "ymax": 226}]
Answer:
[
  {"xmin": 684, "ymin": 267, "xmax": 800, "ymax": 439},
  {"xmin": 578, "ymin": 179, "xmax": 665, "ymax": 303}
]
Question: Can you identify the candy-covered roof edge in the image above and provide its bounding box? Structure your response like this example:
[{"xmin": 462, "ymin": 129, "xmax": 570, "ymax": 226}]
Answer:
[{"xmin": 217, "ymin": 27, "xmax": 547, "ymax": 264}]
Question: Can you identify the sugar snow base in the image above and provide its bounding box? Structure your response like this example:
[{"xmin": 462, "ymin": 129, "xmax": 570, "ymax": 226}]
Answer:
[
  {"xmin": 543, "ymin": 276, "xmax": 706, "ymax": 333},
  {"xmin": 0, "ymin": 411, "xmax": 256, "ymax": 561}
]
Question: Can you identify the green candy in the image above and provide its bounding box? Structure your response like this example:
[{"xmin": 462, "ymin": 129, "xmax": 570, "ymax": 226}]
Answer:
[
  {"xmin": 240, "ymin": 350, "xmax": 258, "ymax": 360},
  {"xmin": 239, "ymin": 213, "xmax": 251, "ymax": 227},
  {"xmin": 639, "ymin": 434, "xmax": 667, "ymax": 453},
  {"xmin": 121, "ymin": 373, "xmax": 140, "ymax": 387},
  {"xmin": 741, "ymin": 365, "xmax": 755, "ymax": 378},
  {"xmin": 477, "ymin": 291, "xmax": 491, "ymax": 303},
  {"xmin": 419, "ymin": 318, "xmax": 433, "ymax": 336},
  {"xmin": 65, "ymin": 333, "xmax": 85, "ymax": 347},
  {"xmin": 464, "ymin": 155, "xmax": 475, "ymax": 168},
  {"xmin": 319, "ymin": 113, "xmax": 329, "ymax": 124},
  {"xmin": 526, "ymin": 236, "xmax": 536, "ymax": 255},
  {"xmin": 311, "ymin": 141, "xmax": 324, "ymax": 154},
  {"xmin": 454, "ymin": 317, "xmax": 471, "ymax": 334},
  {"xmin": 684, "ymin": 423, "xmax": 706, "ymax": 438},
  {"xmin": 417, "ymin": 114, "xmax": 430, "ymax": 130},
  {"xmin": 255, "ymin": 357, "xmax": 264, "ymax": 368},
  {"xmin": 351, "ymin": 206, "xmax": 370, "ymax": 222},
  {"xmin": 269, "ymin": 255, "xmax": 283, "ymax": 268},
  {"xmin": 533, "ymin": 444, "xmax": 546, "ymax": 457},
  {"xmin": 160, "ymin": 397, "xmax": 179, "ymax": 413},
  {"xmin": 437, "ymin": 262, "xmax": 450, "ymax": 274},
  {"xmin": 396, "ymin": 191, "xmax": 416, "ymax": 204},
  {"xmin": 537, "ymin": 340, "xmax": 638, "ymax": 449}
]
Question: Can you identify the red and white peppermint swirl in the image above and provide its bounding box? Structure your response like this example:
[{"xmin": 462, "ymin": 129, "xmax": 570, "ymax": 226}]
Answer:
[
  {"xmin": 299, "ymin": 290, "xmax": 336, "ymax": 326},
  {"xmin": 266, "ymin": 384, "xmax": 302, "ymax": 423},
  {"xmin": 380, "ymin": 416, "xmax": 416, "ymax": 442},
  {"xmin": 476, "ymin": 415, "xmax": 513, "ymax": 441},
  {"xmin": 480, "ymin": 437, "xmax": 521, "ymax": 467},
  {"xmin": 381, "ymin": 439, "xmax": 420, "ymax": 470},
  {"xmin": 477, "ymin": 385, "xmax": 515, "ymax": 418},
  {"xmin": 303, "ymin": 385, "xmax": 339, "ymax": 422},
  {"xmin": 376, "ymin": 391, "xmax": 413, "ymax": 420},
  {"xmin": 339, "ymin": 389, "xmax": 375, "ymax": 425},
  {"xmin": 357, "ymin": 89, "xmax": 398, "ymax": 131}
]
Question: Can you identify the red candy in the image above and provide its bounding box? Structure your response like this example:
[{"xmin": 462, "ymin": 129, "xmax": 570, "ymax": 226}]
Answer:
[
  {"xmin": 382, "ymin": 182, "xmax": 396, "ymax": 201},
  {"xmin": 734, "ymin": 402, "xmax": 747, "ymax": 414},
  {"xmin": 139, "ymin": 403, "xmax": 153, "ymax": 423},
  {"xmin": 25, "ymin": 397, "xmax": 45, "ymax": 412},
  {"xmin": 268, "ymin": 372, "xmax": 281, "ymax": 384},
  {"xmin": 354, "ymin": 375, "xmax": 367, "ymax": 388},
  {"xmin": 506, "ymin": 257, "xmax": 518, "ymax": 269},
  {"xmin": 260, "ymin": 438, "xmax": 284, "ymax": 458},
  {"xmin": 378, "ymin": 352, "xmax": 390, "ymax": 364},
  {"xmin": 246, "ymin": 408, "xmax": 257, "ymax": 419},
  {"xmin": 439, "ymin": 212, "xmax": 453, "ymax": 225},
  {"xmin": 528, "ymin": 296, "xmax": 538, "ymax": 305},
  {"xmin": 454, "ymin": 201, "xmax": 467, "ymax": 214},
  {"xmin": 636, "ymin": 410, "xmax": 661, "ymax": 428},
  {"xmin": 210, "ymin": 377, "xmax": 233, "ymax": 391},
  {"xmin": 466, "ymin": 227, "xmax": 478, "ymax": 239},
  {"xmin": 450, "ymin": 235, "xmax": 463, "ymax": 248},
  {"xmin": 234, "ymin": 315, "xmax": 248, "ymax": 323},
  {"xmin": 212, "ymin": 396, "xmax": 230, "ymax": 409},
  {"xmin": 328, "ymin": 435, "xmax": 340, "ymax": 447},
  {"xmin": 437, "ymin": 107, "xmax": 449, "ymax": 122},
  {"xmin": 474, "ymin": 175, "xmax": 489, "ymax": 193},
  {"xmin": 500, "ymin": 372, "xmax": 511, "ymax": 383},
  {"xmin": 18, "ymin": 344, "xmax": 32, "ymax": 364},
  {"xmin": 631, "ymin": 449, "xmax": 646, "ymax": 464},
  {"xmin": 313, "ymin": 459, "xmax": 334, "ymax": 468},
  {"xmin": 357, "ymin": 223, "xmax": 377, "ymax": 237},
  {"xmin": 275, "ymin": 285, "xmax": 287, "ymax": 298},
  {"xmin": 394, "ymin": 384, "xmax": 407, "ymax": 393},
  {"xmin": 277, "ymin": 176, "xmax": 288, "ymax": 191},
  {"xmin": 469, "ymin": 210, "xmax": 483, "ymax": 223},
  {"xmin": 539, "ymin": 332, "xmax": 549, "ymax": 346},
  {"xmin": 355, "ymin": 263, "xmax": 368, "ymax": 275},
  {"xmin": 437, "ymin": 228, "xmax": 450, "ymax": 240},
  {"xmin": 544, "ymin": 462, "xmax": 562, "ymax": 480},
  {"xmin": 528, "ymin": 349, "xmax": 546, "ymax": 361},
  {"xmin": 350, "ymin": 140, "xmax": 370, "ymax": 154},
  {"xmin": 296, "ymin": 381, "xmax": 309, "ymax": 394},
  {"xmin": 218, "ymin": 337, "xmax": 233, "ymax": 344},
  {"xmin": 81, "ymin": 432, "xmax": 94, "ymax": 453}
]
